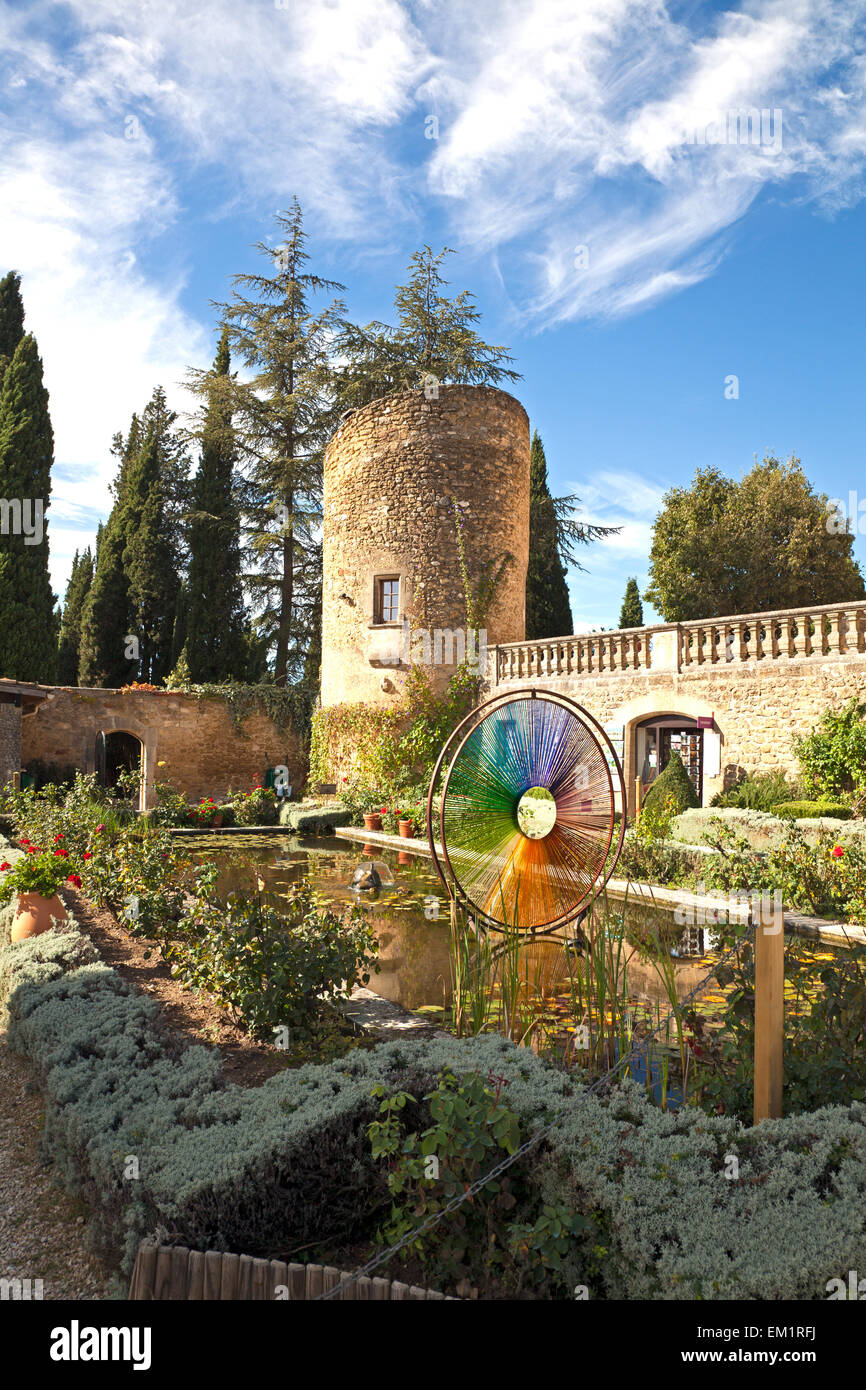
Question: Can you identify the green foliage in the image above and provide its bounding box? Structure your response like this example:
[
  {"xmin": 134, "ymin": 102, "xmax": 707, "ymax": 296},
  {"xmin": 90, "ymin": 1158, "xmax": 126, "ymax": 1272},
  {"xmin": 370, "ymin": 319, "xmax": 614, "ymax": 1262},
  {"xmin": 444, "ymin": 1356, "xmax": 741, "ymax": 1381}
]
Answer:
[
  {"xmin": 0, "ymin": 841, "xmax": 78, "ymax": 901},
  {"xmin": 773, "ymin": 800, "xmax": 852, "ymax": 820},
  {"xmin": 78, "ymin": 505, "xmax": 134, "ymax": 686},
  {"xmin": 159, "ymin": 677, "xmax": 312, "ymax": 744},
  {"xmin": 0, "ymin": 332, "xmax": 58, "ymax": 681},
  {"xmin": 526, "ymin": 432, "xmax": 572, "ymax": 640},
  {"xmin": 689, "ymin": 917, "xmax": 866, "ymax": 1120},
  {"xmin": 0, "ymin": 270, "xmax": 25, "ymax": 366},
  {"xmin": 168, "ymin": 886, "xmax": 379, "ymax": 1040},
  {"xmin": 639, "ymin": 752, "xmax": 699, "ymax": 838},
  {"xmin": 710, "ymin": 769, "xmax": 800, "ymax": 810},
  {"xmin": 183, "ymin": 329, "xmax": 248, "ymax": 681},
  {"xmin": 644, "ymin": 456, "xmax": 865, "ymax": 622},
  {"xmin": 618, "ymin": 576, "xmax": 643, "ymax": 629},
  {"xmin": 3, "ymin": 922, "xmax": 866, "ymax": 1299},
  {"xmin": 368, "ymin": 1067, "xmax": 585, "ymax": 1296},
  {"xmin": 704, "ymin": 818, "xmax": 866, "ymax": 924},
  {"xmin": 147, "ymin": 780, "xmax": 190, "ymax": 828},
  {"xmin": 334, "ymin": 246, "xmax": 520, "ymax": 411},
  {"xmin": 793, "ymin": 698, "xmax": 866, "ymax": 803},
  {"xmin": 123, "ymin": 431, "xmax": 180, "ymax": 683},
  {"xmin": 56, "ymin": 547, "xmax": 93, "ymax": 685},
  {"xmin": 199, "ymin": 199, "xmax": 342, "ymax": 685}
]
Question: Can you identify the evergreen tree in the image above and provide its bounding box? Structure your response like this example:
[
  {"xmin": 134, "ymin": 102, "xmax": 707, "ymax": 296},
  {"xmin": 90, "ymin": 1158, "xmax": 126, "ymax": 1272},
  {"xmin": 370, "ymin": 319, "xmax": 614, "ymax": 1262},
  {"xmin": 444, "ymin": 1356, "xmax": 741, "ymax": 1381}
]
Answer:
[
  {"xmin": 123, "ymin": 433, "xmax": 180, "ymax": 683},
  {"xmin": 619, "ymin": 577, "xmax": 643, "ymax": 628},
  {"xmin": 183, "ymin": 329, "xmax": 246, "ymax": 680},
  {"xmin": 0, "ymin": 271, "xmax": 25, "ymax": 379},
  {"xmin": 193, "ymin": 199, "xmax": 344, "ymax": 685},
  {"xmin": 335, "ymin": 246, "xmax": 520, "ymax": 410},
  {"xmin": 57, "ymin": 547, "xmax": 93, "ymax": 684},
  {"xmin": 525, "ymin": 431, "xmax": 617, "ymax": 640},
  {"xmin": 526, "ymin": 432, "xmax": 572, "ymax": 639},
  {"xmin": 0, "ymin": 333, "xmax": 58, "ymax": 681},
  {"xmin": 78, "ymin": 506, "xmax": 133, "ymax": 686}
]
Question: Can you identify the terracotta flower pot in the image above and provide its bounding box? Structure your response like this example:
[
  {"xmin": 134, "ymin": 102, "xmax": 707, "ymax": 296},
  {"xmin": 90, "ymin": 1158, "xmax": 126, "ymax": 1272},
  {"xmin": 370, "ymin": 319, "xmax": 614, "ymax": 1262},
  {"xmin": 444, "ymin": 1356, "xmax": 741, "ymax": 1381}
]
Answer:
[
  {"xmin": 212, "ymin": 814, "xmax": 223, "ymax": 828},
  {"xmin": 398, "ymin": 820, "xmax": 415, "ymax": 838},
  {"xmin": 363, "ymin": 813, "xmax": 383, "ymax": 832},
  {"xmin": 12, "ymin": 892, "xmax": 67, "ymax": 942}
]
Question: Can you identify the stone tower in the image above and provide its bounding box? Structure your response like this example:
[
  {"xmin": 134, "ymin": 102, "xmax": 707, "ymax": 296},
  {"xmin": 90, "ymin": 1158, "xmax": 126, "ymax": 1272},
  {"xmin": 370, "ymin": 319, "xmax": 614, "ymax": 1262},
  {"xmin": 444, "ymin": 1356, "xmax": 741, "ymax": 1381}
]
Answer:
[{"xmin": 321, "ymin": 384, "xmax": 530, "ymax": 708}]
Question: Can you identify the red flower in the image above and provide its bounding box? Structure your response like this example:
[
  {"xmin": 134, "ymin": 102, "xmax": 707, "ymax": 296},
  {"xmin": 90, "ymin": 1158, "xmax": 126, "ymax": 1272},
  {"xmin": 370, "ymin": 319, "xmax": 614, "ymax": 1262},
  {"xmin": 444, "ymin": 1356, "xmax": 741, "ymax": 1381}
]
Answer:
[
  {"xmin": 95, "ymin": 824, "xmax": 105, "ymax": 834},
  {"xmin": 19, "ymin": 838, "xmax": 29, "ymax": 845},
  {"xmin": 0, "ymin": 862, "xmax": 9, "ymax": 871},
  {"xmin": 66, "ymin": 873, "xmax": 82, "ymax": 888},
  {"xmin": 832, "ymin": 845, "xmax": 844, "ymax": 859},
  {"xmin": 82, "ymin": 852, "xmax": 93, "ymax": 861},
  {"xmin": 54, "ymin": 834, "xmax": 64, "ymax": 842},
  {"xmin": 27, "ymin": 846, "xmax": 39, "ymax": 854},
  {"xmin": 53, "ymin": 848, "xmax": 69, "ymax": 858}
]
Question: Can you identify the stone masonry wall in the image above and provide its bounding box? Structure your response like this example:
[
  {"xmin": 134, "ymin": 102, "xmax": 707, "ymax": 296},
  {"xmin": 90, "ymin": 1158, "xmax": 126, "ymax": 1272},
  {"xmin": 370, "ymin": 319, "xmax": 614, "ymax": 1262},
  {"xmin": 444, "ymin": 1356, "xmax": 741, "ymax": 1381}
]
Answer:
[
  {"xmin": 488, "ymin": 653, "xmax": 866, "ymax": 811},
  {"xmin": 321, "ymin": 385, "xmax": 530, "ymax": 708},
  {"xmin": 22, "ymin": 688, "xmax": 307, "ymax": 810},
  {"xmin": 0, "ymin": 704, "xmax": 21, "ymax": 789}
]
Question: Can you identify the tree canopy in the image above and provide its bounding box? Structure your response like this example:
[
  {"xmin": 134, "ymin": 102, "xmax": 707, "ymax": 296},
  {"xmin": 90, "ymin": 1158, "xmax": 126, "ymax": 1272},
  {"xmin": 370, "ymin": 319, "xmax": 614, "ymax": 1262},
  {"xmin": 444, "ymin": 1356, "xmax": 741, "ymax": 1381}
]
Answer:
[{"xmin": 644, "ymin": 456, "xmax": 865, "ymax": 621}]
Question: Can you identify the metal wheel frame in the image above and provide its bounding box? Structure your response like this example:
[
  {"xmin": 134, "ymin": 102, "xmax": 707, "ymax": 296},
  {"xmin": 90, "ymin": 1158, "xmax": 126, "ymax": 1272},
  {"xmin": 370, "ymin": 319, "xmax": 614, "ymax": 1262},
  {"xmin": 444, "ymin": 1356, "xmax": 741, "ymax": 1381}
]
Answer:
[{"xmin": 426, "ymin": 686, "xmax": 627, "ymax": 935}]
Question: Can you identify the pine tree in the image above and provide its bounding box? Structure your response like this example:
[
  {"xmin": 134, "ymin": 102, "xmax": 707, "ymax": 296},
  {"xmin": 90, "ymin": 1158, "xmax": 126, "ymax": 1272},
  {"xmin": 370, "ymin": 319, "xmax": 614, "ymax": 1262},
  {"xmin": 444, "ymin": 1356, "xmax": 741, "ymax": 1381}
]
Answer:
[
  {"xmin": 335, "ymin": 246, "xmax": 521, "ymax": 410},
  {"xmin": 183, "ymin": 329, "xmax": 247, "ymax": 680},
  {"xmin": 0, "ymin": 333, "xmax": 58, "ymax": 681},
  {"xmin": 193, "ymin": 199, "xmax": 344, "ymax": 685},
  {"xmin": 525, "ymin": 431, "xmax": 620, "ymax": 640},
  {"xmin": 619, "ymin": 577, "xmax": 643, "ymax": 629},
  {"xmin": 57, "ymin": 547, "xmax": 93, "ymax": 684},
  {"xmin": 0, "ymin": 271, "xmax": 25, "ymax": 381}
]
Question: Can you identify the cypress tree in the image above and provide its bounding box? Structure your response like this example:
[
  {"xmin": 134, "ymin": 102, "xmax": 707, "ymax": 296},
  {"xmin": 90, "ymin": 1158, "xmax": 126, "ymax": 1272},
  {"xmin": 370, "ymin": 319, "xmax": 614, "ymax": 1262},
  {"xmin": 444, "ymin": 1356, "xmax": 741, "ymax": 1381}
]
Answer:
[
  {"xmin": 0, "ymin": 271, "xmax": 25, "ymax": 380},
  {"xmin": 123, "ymin": 433, "xmax": 180, "ymax": 683},
  {"xmin": 57, "ymin": 547, "xmax": 93, "ymax": 684},
  {"xmin": 526, "ymin": 432, "xmax": 573, "ymax": 639},
  {"xmin": 78, "ymin": 506, "xmax": 134, "ymax": 686},
  {"xmin": 0, "ymin": 333, "xmax": 58, "ymax": 681},
  {"xmin": 619, "ymin": 577, "xmax": 644, "ymax": 628},
  {"xmin": 184, "ymin": 329, "xmax": 246, "ymax": 680}
]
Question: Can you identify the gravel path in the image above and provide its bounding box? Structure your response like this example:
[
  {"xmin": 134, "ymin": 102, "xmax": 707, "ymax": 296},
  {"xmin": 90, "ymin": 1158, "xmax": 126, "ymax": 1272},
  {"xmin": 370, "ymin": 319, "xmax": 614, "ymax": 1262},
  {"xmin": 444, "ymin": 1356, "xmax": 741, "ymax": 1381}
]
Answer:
[{"xmin": 0, "ymin": 1032, "xmax": 113, "ymax": 1300}]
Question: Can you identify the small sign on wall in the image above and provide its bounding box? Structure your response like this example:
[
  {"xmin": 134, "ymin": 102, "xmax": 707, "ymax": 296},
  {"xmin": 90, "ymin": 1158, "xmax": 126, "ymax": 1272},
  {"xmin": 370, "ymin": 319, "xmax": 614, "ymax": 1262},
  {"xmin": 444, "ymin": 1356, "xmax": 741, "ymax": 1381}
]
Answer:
[{"xmin": 697, "ymin": 714, "xmax": 714, "ymax": 729}]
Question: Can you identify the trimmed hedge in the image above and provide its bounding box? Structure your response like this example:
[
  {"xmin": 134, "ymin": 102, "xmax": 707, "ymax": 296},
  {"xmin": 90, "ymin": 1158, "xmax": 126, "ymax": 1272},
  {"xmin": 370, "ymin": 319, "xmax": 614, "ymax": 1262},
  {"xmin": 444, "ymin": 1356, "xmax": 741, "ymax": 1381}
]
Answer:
[
  {"xmin": 772, "ymin": 800, "xmax": 852, "ymax": 821},
  {"xmin": 2, "ymin": 911, "xmax": 866, "ymax": 1298}
]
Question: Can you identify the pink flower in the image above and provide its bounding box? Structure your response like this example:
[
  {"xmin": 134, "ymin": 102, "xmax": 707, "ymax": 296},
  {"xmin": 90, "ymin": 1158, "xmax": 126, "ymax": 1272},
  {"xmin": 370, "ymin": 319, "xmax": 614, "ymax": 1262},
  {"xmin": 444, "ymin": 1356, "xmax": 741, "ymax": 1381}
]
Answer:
[
  {"xmin": 832, "ymin": 845, "xmax": 844, "ymax": 859},
  {"xmin": 66, "ymin": 873, "xmax": 82, "ymax": 888},
  {"xmin": 95, "ymin": 824, "xmax": 105, "ymax": 834}
]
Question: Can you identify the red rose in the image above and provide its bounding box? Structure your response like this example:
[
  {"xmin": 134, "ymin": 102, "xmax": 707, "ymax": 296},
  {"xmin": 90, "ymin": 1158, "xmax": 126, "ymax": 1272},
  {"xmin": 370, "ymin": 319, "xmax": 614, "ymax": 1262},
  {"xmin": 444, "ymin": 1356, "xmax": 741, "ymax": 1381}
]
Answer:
[
  {"xmin": 19, "ymin": 838, "xmax": 29, "ymax": 845},
  {"xmin": 66, "ymin": 873, "xmax": 82, "ymax": 888},
  {"xmin": 54, "ymin": 834, "xmax": 64, "ymax": 842},
  {"xmin": 82, "ymin": 852, "xmax": 92, "ymax": 861},
  {"xmin": 0, "ymin": 862, "xmax": 9, "ymax": 871},
  {"xmin": 27, "ymin": 846, "xmax": 38, "ymax": 854},
  {"xmin": 53, "ymin": 848, "xmax": 69, "ymax": 858},
  {"xmin": 832, "ymin": 845, "xmax": 844, "ymax": 859}
]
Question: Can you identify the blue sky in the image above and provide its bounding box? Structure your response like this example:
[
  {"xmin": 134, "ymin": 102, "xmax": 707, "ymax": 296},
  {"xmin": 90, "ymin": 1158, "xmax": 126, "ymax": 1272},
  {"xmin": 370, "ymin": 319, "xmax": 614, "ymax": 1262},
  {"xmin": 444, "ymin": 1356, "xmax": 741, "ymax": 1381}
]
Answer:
[{"xmin": 2, "ymin": 0, "xmax": 865, "ymax": 632}]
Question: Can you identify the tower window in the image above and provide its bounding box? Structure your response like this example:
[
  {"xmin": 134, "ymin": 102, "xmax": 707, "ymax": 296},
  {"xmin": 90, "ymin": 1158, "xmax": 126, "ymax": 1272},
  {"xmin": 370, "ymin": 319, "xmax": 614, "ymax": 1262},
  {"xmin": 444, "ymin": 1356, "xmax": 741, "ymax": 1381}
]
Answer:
[{"xmin": 374, "ymin": 576, "xmax": 400, "ymax": 624}]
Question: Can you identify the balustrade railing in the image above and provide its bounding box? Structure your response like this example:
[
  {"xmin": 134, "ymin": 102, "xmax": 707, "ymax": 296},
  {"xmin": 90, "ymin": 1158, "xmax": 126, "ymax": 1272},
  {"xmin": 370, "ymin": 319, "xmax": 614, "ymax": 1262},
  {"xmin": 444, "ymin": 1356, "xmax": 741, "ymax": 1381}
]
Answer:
[{"xmin": 493, "ymin": 601, "xmax": 866, "ymax": 684}]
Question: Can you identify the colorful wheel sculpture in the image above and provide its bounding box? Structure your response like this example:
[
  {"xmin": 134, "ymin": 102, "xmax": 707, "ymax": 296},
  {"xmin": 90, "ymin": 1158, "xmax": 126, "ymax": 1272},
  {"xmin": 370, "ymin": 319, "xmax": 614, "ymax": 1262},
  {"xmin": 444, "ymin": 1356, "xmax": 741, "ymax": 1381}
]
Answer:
[{"xmin": 428, "ymin": 688, "xmax": 625, "ymax": 934}]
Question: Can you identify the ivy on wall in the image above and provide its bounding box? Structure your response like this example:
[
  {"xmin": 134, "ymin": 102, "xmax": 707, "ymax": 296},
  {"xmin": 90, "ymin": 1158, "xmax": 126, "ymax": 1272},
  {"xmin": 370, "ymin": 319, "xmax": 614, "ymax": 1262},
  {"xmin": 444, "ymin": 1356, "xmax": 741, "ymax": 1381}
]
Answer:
[{"xmin": 121, "ymin": 680, "xmax": 313, "ymax": 741}]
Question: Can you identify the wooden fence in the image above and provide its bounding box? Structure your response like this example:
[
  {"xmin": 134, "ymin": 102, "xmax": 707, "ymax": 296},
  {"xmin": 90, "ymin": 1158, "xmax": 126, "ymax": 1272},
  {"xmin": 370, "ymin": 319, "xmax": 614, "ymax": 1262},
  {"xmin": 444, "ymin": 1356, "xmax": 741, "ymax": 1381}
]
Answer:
[{"xmin": 128, "ymin": 1242, "xmax": 453, "ymax": 1301}]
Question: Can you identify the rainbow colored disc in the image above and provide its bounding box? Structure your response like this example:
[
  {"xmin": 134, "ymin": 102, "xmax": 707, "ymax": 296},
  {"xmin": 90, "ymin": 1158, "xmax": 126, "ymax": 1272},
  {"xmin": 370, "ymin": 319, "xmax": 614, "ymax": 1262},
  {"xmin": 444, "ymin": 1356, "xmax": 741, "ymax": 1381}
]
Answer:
[{"xmin": 436, "ymin": 690, "xmax": 624, "ymax": 933}]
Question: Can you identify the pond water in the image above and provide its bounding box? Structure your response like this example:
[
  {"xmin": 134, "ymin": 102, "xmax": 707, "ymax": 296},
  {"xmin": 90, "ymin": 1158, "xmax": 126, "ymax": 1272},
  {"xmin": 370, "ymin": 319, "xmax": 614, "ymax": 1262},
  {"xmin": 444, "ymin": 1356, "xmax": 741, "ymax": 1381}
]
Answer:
[{"xmin": 179, "ymin": 832, "xmax": 719, "ymax": 1023}]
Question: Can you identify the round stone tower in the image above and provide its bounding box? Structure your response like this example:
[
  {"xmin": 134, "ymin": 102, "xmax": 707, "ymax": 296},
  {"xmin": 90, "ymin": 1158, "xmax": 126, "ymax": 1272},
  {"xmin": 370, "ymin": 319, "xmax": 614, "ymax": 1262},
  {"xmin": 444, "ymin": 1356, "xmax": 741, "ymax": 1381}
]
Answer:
[{"xmin": 321, "ymin": 384, "xmax": 530, "ymax": 708}]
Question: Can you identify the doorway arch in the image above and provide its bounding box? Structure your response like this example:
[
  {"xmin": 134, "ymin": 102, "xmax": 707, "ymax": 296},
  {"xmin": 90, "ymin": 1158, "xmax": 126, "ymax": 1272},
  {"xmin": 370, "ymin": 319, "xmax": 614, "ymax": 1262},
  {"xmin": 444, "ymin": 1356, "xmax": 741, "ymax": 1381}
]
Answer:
[{"xmin": 95, "ymin": 729, "xmax": 145, "ymax": 808}]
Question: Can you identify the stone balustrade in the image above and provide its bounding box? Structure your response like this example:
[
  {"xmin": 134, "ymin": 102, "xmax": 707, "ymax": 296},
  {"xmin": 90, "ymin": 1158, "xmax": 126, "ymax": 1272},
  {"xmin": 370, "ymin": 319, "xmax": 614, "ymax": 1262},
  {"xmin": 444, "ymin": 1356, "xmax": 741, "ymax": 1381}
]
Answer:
[{"xmin": 493, "ymin": 599, "xmax": 866, "ymax": 685}]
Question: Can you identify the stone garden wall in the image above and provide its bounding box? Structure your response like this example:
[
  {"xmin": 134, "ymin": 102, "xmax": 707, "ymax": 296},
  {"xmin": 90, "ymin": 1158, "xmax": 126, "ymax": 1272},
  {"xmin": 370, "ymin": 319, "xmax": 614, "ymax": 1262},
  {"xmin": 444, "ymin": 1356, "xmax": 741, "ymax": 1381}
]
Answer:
[
  {"xmin": 22, "ymin": 687, "xmax": 308, "ymax": 811},
  {"xmin": 0, "ymin": 703, "xmax": 21, "ymax": 790}
]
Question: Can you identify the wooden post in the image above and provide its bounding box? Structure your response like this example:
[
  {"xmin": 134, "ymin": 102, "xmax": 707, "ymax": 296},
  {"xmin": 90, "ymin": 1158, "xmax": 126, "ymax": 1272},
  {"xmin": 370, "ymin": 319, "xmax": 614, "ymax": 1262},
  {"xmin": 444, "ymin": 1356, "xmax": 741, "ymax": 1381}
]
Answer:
[
  {"xmin": 753, "ymin": 909, "xmax": 784, "ymax": 1122},
  {"xmin": 634, "ymin": 777, "xmax": 642, "ymax": 821},
  {"xmin": 12, "ymin": 770, "xmax": 20, "ymax": 791}
]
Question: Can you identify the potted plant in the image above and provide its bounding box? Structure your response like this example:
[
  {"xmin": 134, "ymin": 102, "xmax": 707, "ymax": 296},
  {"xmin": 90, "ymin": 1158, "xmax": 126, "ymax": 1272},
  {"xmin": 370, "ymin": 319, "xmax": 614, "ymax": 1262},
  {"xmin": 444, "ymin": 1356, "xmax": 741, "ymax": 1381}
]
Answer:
[
  {"xmin": 363, "ymin": 802, "xmax": 386, "ymax": 833},
  {"xmin": 0, "ymin": 838, "xmax": 80, "ymax": 941},
  {"xmin": 397, "ymin": 809, "xmax": 416, "ymax": 838}
]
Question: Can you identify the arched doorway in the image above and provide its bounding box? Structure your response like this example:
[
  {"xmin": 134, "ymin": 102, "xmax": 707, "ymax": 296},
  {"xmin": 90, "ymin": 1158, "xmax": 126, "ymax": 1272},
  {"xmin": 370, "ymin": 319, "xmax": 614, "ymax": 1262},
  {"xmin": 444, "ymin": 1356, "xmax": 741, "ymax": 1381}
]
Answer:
[
  {"xmin": 95, "ymin": 730, "xmax": 143, "ymax": 795},
  {"xmin": 635, "ymin": 714, "xmax": 703, "ymax": 801}
]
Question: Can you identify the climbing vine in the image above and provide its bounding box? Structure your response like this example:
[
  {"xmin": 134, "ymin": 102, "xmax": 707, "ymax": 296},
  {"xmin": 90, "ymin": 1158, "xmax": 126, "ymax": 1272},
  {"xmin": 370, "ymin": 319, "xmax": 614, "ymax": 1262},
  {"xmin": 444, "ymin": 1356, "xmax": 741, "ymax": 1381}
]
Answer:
[
  {"xmin": 451, "ymin": 495, "xmax": 513, "ymax": 632},
  {"xmin": 122, "ymin": 679, "xmax": 313, "ymax": 741}
]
